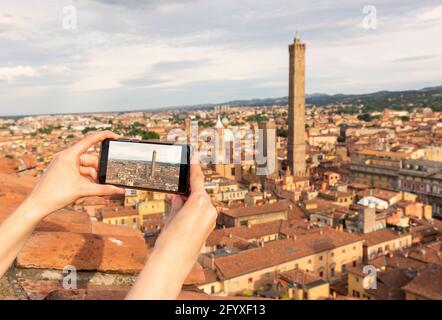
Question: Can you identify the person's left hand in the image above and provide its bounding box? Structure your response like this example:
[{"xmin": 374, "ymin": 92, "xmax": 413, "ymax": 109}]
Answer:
[{"xmin": 26, "ymin": 130, "xmax": 125, "ymax": 219}]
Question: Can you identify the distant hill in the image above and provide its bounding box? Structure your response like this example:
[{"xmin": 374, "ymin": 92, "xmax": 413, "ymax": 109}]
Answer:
[
  {"xmin": 192, "ymin": 85, "xmax": 442, "ymax": 112},
  {"xmin": 2, "ymin": 85, "xmax": 442, "ymax": 119}
]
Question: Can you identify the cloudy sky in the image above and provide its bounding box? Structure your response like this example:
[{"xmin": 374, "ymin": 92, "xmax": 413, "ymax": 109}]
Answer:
[
  {"xmin": 108, "ymin": 140, "xmax": 182, "ymax": 163},
  {"xmin": 0, "ymin": 0, "xmax": 441, "ymax": 116}
]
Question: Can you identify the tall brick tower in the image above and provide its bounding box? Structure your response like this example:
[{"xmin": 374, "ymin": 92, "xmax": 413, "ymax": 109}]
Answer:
[
  {"xmin": 287, "ymin": 35, "xmax": 306, "ymax": 177},
  {"xmin": 150, "ymin": 150, "xmax": 157, "ymax": 178}
]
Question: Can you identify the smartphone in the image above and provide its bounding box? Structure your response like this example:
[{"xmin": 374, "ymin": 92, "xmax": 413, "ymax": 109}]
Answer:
[{"xmin": 99, "ymin": 139, "xmax": 191, "ymax": 195}]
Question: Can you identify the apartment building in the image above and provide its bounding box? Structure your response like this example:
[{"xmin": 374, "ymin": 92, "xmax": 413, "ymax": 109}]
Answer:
[
  {"xmin": 398, "ymin": 159, "xmax": 442, "ymax": 218},
  {"xmin": 198, "ymin": 228, "xmax": 364, "ymax": 296}
]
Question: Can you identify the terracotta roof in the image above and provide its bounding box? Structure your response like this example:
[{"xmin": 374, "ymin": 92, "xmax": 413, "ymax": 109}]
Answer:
[
  {"xmin": 43, "ymin": 288, "xmax": 266, "ymax": 300},
  {"xmin": 365, "ymin": 268, "xmax": 415, "ymax": 300},
  {"xmin": 371, "ymin": 254, "xmax": 427, "ymax": 271},
  {"xmin": 214, "ymin": 228, "xmax": 363, "ymax": 279},
  {"xmin": 280, "ymin": 269, "xmax": 325, "ymax": 287},
  {"xmin": 16, "ymin": 231, "xmax": 147, "ymax": 273},
  {"xmin": 401, "ymin": 264, "xmax": 442, "ymax": 300},
  {"xmin": 0, "ymin": 157, "xmax": 18, "ymax": 174},
  {"xmin": 221, "ymin": 200, "xmax": 290, "ymax": 218},
  {"xmin": 206, "ymin": 220, "xmax": 283, "ymax": 246},
  {"xmin": 99, "ymin": 207, "xmax": 138, "ymax": 219},
  {"xmin": 357, "ymin": 188, "xmax": 400, "ymax": 201},
  {"xmin": 362, "ymin": 229, "xmax": 410, "ymax": 247},
  {"xmin": 407, "ymin": 241, "xmax": 442, "ymax": 266},
  {"xmin": 36, "ymin": 210, "xmax": 92, "ymax": 233}
]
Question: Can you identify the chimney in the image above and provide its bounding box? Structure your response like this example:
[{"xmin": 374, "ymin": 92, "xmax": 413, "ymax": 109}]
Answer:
[
  {"xmin": 210, "ymin": 253, "xmax": 215, "ymax": 270},
  {"xmin": 228, "ymin": 233, "xmax": 233, "ymax": 239}
]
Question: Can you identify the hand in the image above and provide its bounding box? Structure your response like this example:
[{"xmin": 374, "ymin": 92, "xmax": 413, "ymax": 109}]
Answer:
[
  {"xmin": 26, "ymin": 131, "xmax": 125, "ymax": 219},
  {"xmin": 126, "ymin": 159, "xmax": 217, "ymax": 299},
  {"xmin": 160, "ymin": 161, "xmax": 217, "ymax": 253}
]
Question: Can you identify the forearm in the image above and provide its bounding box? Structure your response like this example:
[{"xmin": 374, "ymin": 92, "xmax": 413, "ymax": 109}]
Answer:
[
  {"xmin": 0, "ymin": 198, "xmax": 46, "ymax": 278},
  {"xmin": 126, "ymin": 232, "xmax": 201, "ymax": 300}
]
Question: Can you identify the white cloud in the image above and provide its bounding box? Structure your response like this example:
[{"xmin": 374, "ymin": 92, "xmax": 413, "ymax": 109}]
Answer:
[
  {"xmin": 0, "ymin": 64, "xmax": 70, "ymax": 83},
  {"xmin": 0, "ymin": 65, "xmax": 36, "ymax": 81},
  {"xmin": 0, "ymin": 0, "xmax": 441, "ymax": 115}
]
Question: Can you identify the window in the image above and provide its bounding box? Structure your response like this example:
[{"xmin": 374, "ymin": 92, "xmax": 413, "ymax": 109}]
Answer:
[
  {"xmin": 353, "ymin": 246, "xmax": 356, "ymax": 251},
  {"xmin": 331, "ymin": 252, "xmax": 335, "ymax": 257},
  {"xmin": 319, "ymin": 255, "xmax": 323, "ymax": 261},
  {"xmin": 211, "ymin": 286, "xmax": 215, "ymax": 294},
  {"xmin": 352, "ymin": 290, "xmax": 360, "ymax": 298},
  {"xmin": 308, "ymin": 259, "xmax": 312, "ymax": 264},
  {"xmin": 341, "ymin": 263, "xmax": 347, "ymax": 273},
  {"xmin": 319, "ymin": 270, "xmax": 324, "ymax": 278},
  {"xmin": 330, "ymin": 267, "xmax": 335, "ymax": 277},
  {"xmin": 356, "ymin": 277, "xmax": 359, "ymax": 283},
  {"xmin": 353, "ymin": 261, "xmax": 357, "ymax": 267},
  {"xmin": 248, "ymin": 277, "xmax": 253, "ymax": 284},
  {"xmin": 342, "ymin": 249, "xmax": 346, "ymax": 254}
]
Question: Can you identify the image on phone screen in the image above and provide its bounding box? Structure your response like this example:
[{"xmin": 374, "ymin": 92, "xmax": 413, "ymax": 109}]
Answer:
[{"xmin": 104, "ymin": 140, "xmax": 186, "ymax": 192}]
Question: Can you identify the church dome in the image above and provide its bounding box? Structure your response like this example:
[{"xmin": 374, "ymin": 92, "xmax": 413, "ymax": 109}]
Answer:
[
  {"xmin": 214, "ymin": 115, "xmax": 224, "ymax": 129},
  {"xmin": 224, "ymin": 129, "xmax": 235, "ymax": 142}
]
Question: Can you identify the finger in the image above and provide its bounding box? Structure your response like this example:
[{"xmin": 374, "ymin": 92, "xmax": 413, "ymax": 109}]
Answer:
[
  {"xmin": 170, "ymin": 195, "xmax": 185, "ymax": 214},
  {"xmin": 190, "ymin": 162, "xmax": 205, "ymax": 194},
  {"xmin": 79, "ymin": 166, "xmax": 98, "ymax": 181},
  {"xmin": 79, "ymin": 153, "xmax": 99, "ymax": 170},
  {"xmin": 83, "ymin": 183, "xmax": 126, "ymax": 197},
  {"xmin": 70, "ymin": 130, "xmax": 120, "ymax": 156},
  {"xmin": 165, "ymin": 194, "xmax": 185, "ymax": 223},
  {"xmin": 190, "ymin": 149, "xmax": 199, "ymax": 165}
]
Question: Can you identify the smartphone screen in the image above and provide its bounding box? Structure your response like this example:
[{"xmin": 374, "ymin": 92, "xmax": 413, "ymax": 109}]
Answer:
[{"xmin": 99, "ymin": 139, "xmax": 190, "ymax": 195}]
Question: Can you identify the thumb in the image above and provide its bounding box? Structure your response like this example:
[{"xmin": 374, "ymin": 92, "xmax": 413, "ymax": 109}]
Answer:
[{"xmin": 86, "ymin": 183, "xmax": 126, "ymax": 197}]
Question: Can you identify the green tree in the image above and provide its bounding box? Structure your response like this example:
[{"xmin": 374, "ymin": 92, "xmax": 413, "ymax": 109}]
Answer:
[
  {"xmin": 142, "ymin": 131, "xmax": 160, "ymax": 140},
  {"xmin": 82, "ymin": 127, "xmax": 97, "ymax": 134},
  {"xmin": 357, "ymin": 113, "xmax": 373, "ymax": 122},
  {"xmin": 277, "ymin": 128, "xmax": 288, "ymax": 138}
]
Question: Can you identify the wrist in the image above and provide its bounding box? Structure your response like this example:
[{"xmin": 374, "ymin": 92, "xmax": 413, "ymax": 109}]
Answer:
[{"xmin": 18, "ymin": 195, "xmax": 51, "ymax": 221}]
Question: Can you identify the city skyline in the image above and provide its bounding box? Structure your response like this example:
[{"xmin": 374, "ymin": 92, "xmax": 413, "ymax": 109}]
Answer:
[
  {"xmin": 0, "ymin": 0, "xmax": 442, "ymax": 116},
  {"xmin": 108, "ymin": 141, "xmax": 183, "ymax": 164}
]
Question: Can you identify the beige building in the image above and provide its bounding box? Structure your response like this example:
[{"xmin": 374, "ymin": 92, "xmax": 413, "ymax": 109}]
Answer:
[
  {"xmin": 218, "ymin": 201, "xmax": 290, "ymax": 227},
  {"xmin": 362, "ymin": 229, "xmax": 412, "ymax": 261},
  {"xmin": 198, "ymin": 228, "xmax": 364, "ymax": 296}
]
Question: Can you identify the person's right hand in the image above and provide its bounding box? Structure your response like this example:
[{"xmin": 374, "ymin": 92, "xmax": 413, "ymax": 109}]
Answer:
[
  {"xmin": 126, "ymin": 156, "xmax": 218, "ymax": 300},
  {"xmin": 160, "ymin": 162, "xmax": 217, "ymax": 255}
]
